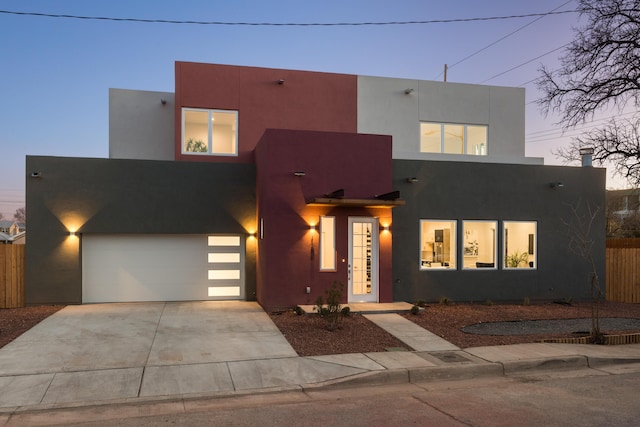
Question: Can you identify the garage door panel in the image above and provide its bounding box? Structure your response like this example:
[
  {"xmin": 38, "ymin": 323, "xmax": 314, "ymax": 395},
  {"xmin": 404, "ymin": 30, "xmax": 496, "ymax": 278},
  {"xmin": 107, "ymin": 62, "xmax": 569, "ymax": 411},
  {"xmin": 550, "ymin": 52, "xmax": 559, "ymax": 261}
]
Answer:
[{"xmin": 82, "ymin": 234, "xmax": 244, "ymax": 303}]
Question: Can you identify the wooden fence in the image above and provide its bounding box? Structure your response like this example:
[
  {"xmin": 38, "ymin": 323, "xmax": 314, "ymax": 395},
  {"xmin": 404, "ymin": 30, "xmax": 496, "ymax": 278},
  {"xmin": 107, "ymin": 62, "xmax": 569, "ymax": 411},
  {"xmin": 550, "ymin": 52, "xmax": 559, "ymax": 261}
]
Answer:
[
  {"xmin": 0, "ymin": 245, "xmax": 25, "ymax": 308},
  {"xmin": 606, "ymin": 239, "xmax": 640, "ymax": 303}
]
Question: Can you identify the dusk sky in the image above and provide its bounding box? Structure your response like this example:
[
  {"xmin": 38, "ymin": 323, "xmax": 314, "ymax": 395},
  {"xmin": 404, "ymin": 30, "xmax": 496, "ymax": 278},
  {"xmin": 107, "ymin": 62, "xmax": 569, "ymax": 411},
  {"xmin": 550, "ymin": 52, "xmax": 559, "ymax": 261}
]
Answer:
[{"xmin": 0, "ymin": 1, "xmax": 627, "ymax": 219}]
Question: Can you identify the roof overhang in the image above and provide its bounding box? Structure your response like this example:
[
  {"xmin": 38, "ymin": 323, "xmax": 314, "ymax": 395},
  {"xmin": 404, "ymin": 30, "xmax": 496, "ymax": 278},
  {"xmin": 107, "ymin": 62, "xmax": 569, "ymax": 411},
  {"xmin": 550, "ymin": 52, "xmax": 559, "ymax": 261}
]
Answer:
[{"xmin": 306, "ymin": 197, "xmax": 405, "ymax": 208}]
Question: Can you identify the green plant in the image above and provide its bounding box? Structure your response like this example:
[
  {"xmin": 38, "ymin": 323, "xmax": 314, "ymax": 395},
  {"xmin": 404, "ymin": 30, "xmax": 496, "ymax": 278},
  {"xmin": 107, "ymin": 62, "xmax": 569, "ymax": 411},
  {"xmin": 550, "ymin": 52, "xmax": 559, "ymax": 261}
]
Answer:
[
  {"xmin": 314, "ymin": 281, "xmax": 344, "ymax": 331},
  {"xmin": 414, "ymin": 300, "xmax": 427, "ymax": 308},
  {"xmin": 523, "ymin": 297, "xmax": 531, "ymax": 306},
  {"xmin": 484, "ymin": 299, "xmax": 494, "ymax": 306},
  {"xmin": 410, "ymin": 305, "xmax": 420, "ymax": 315},
  {"xmin": 340, "ymin": 306, "xmax": 351, "ymax": 317},
  {"xmin": 185, "ymin": 138, "xmax": 207, "ymax": 153},
  {"xmin": 505, "ymin": 250, "xmax": 529, "ymax": 268},
  {"xmin": 439, "ymin": 296, "xmax": 452, "ymax": 305},
  {"xmin": 294, "ymin": 305, "xmax": 304, "ymax": 316}
]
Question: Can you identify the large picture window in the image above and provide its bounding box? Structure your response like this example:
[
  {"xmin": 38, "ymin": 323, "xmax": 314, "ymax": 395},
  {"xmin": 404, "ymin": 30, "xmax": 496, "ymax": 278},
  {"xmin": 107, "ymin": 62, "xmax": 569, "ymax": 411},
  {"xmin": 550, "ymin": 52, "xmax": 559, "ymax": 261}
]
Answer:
[
  {"xmin": 319, "ymin": 216, "xmax": 336, "ymax": 271},
  {"xmin": 420, "ymin": 123, "xmax": 487, "ymax": 156},
  {"xmin": 420, "ymin": 220, "xmax": 456, "ymax": 269},
  {"xmin": 462, "ymin": 221, "xmax": 497, "ymax": 269},
  {"xmin": 182, "ymin": 108, "xmax": 238, "ymax": 156},
  {"xmin": 503, "ymin": 221, "xmax": 537, "ymax": 269}
]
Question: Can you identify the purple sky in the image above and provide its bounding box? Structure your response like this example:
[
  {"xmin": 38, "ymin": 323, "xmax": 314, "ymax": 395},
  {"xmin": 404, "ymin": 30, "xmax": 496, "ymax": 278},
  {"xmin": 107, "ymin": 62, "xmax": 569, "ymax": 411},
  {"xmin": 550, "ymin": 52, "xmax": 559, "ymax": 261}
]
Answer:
[{"xmin": 0, "ymin": 1, "xmax": 624, "ymax": 219}]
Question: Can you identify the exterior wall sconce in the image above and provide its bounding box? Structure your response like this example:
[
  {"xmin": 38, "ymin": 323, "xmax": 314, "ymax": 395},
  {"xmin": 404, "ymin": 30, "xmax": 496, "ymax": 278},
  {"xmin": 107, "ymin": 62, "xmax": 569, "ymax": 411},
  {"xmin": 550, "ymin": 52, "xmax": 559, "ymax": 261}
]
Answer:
[
  {"xmin": 407, "ymin": 177, "xmax": 419, "ymax": 183},
  {"xmin": 160, "ymin": 98, "xmax": 167, "ymax": 105},
  {"xmin": 31, "ymin": 172, "xmax": 42, "ymax": 178},
  {"xmin": 69, "ymin": 231, "xmax": 76, "ymax": 237},
  {"xmin": 294, "ymin": 171, "xmax": 306, "ymax": 177},
  {"xmin": 404, "ymin": 88, "xmax": 414, "ymax": 94},
  {"xmin": 549, "ymin": 182, "xmax": 565, "ymax": 189},
  {"xmin": 310, "ymin": 224, "xmax": 316, "ymax": 231},
  {"xmin": 382, "ymin": 225, "xmax": 390, "ymax": 232},
  {"xmin": 278, "ymin": 79, "xmax": 285, "ymax": 85},
  {"xmin": 248, "ymin": 231, "xmax": 256, "ymax": 238}
]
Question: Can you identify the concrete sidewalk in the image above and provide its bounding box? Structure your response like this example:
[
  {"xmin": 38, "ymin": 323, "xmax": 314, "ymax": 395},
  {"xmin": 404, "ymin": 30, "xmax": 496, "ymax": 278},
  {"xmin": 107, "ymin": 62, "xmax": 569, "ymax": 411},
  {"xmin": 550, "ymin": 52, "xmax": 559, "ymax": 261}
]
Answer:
[{"xmin": 1, "ymin": 303, "xmax": 640, "ymax": 415}]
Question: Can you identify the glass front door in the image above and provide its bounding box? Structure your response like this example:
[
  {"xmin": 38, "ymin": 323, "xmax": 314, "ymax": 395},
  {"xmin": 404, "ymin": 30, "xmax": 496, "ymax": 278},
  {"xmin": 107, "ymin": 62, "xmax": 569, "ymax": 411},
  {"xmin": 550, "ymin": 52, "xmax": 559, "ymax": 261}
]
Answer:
[{"xmin": 348, "ymin": 217, "xmax": 378, "ymax": 302}]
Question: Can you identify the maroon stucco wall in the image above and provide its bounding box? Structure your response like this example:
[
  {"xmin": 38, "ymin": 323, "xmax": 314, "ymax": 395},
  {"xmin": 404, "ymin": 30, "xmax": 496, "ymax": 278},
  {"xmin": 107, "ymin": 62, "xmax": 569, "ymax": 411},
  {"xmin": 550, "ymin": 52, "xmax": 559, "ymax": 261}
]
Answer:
[
  {"xmin": 175, "ymin": 62, "xmax": 358, "ymax": 164},
  {"xmin": 255, "ymin": 129, "xmax": 394, "ymax": 310}
]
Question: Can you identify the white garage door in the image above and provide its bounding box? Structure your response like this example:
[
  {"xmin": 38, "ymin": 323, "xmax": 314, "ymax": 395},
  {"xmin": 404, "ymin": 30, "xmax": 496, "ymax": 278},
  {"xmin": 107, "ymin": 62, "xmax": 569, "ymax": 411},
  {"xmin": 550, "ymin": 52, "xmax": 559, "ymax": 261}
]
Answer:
[{"xmin": 82, "ymin": 234, "xmax": 245, "ymax": 303}]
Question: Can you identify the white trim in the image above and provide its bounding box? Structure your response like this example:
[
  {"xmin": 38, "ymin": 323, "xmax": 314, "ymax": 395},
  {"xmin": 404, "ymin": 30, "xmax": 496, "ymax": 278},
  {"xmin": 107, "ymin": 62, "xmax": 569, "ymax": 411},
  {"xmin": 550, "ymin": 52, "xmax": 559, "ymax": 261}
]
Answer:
[
  {"xmin": 348, "ymin": 217, "xmax": 379, "ymax": 303},
  {"xmin": 182, "ymin": 108, "xmax": 238, "ymax": 156}
]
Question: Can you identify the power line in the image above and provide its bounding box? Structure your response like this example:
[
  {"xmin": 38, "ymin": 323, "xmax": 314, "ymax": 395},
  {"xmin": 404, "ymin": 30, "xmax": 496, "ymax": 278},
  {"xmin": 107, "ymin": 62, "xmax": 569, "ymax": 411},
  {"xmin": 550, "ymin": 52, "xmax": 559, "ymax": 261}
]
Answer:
[
  {"xmin": 435, "ymin": 1, "xmax": 573, "ymax": 79},
  {"xmin": 479, "ymin": 44, "xmax": 568, "ymax": 84},
  {"xmin": 0, "ymin": 9, "xmax": 578, "ymax": 27}
]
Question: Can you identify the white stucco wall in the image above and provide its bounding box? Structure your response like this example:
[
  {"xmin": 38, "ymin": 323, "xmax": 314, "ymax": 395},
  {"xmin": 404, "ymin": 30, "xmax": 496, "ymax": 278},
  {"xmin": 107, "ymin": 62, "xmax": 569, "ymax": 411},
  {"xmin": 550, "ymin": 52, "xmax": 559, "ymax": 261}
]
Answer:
[
  {"xmin": 109, "ymin": 89, "xmax": 175, "ymax": 161},
  {"xmin": 357, "ymin": 76, "xmax": 542, "ymax": 165}
]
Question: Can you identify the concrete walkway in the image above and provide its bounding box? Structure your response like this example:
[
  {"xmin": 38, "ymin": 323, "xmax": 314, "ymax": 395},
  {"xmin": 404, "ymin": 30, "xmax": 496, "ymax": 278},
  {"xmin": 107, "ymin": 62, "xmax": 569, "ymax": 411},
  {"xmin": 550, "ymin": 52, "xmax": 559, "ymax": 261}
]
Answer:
[{"xmin": 1, "ymin": 302, "xmax": 640, "ymax": 415}]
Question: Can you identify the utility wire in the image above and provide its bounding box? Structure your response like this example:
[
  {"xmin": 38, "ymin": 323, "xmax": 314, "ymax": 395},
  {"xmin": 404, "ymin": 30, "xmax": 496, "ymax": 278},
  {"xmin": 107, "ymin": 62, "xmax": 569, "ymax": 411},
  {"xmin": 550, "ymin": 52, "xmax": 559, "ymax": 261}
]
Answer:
[
  {"xmin": 479, "ymin": 44, "xmax": 568, "ymax": 84},
  {"xmin": 434, "ymin": 0, "xmax": 573, "ymax": 79},
  {"xmin": 0, "ymin": 9, "xmax": 578, "ymax": 26}
]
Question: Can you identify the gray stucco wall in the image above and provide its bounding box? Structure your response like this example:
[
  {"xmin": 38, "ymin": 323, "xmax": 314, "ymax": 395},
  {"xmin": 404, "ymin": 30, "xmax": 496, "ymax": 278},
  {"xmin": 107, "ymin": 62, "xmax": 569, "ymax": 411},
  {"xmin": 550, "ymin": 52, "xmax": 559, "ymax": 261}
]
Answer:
[
  {"xmin": 391, "ymin": 160, "xmax": 606, "ymax": 303},
  {"xmin": 26, "ymin": 156, "xmax": 256, "ymax": 305},
  {"xmin": 358, "ymin": 76, "xmax": 540, "ymax": 165},
  {"xmin": 109, "ymin": 88, "xmax": 175, "ymax": 160}
]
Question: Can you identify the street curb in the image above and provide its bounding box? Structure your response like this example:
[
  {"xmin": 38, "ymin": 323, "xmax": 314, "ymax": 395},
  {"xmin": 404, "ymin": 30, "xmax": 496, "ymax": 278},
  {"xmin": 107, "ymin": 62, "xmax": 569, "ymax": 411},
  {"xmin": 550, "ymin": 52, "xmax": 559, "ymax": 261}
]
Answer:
[
  {"xmin": 501, "ymin": 356, "xmax": 588, "ymax": 374},
  {"xmin": 2, "ymin": 355, "xmax": 640, "ymax": 416}
]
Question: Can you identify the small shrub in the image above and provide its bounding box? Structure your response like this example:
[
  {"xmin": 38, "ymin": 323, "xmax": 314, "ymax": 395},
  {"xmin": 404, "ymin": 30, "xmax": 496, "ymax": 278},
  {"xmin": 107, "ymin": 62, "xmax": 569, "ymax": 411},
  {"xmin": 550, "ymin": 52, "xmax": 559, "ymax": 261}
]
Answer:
[
  {"xmin": 341, "ymin": 306, "xmax": 351, "ymax": 317},
  {"xmin": 410, "ymin": 305, "xmax": 421, "ymax": 315},
  {"xmin": 484, "ymin": 299, "xmax": 494, "ymax": 306},
  {"xmin": 294, "ymin": 306, "xmax": 304, "ymax": 316},
  {"xmin": 439, "ymin": 296, "xmax": 452, "ymax": 305},
  {"xmin": 523, "ymin": 297, "xmax": 531, "ymax": 306},
  {"xmin": 314, "ymin": 281, "xmax": 344, "ymax": 331},
  {"xmin": 414, "ymin": 300, "xmax": 427, "ymax": 308}
]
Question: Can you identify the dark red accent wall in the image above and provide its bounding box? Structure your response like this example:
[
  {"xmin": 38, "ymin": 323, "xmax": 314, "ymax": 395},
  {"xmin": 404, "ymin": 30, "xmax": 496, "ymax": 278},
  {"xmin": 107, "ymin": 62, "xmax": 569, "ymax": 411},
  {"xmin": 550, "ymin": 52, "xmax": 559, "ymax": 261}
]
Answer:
[
  {"xmin": 255, "ymin": 129, "xmax": 394, "ymax": 310},
  {"xmin": 175, "ymin": 62, "xmax": 358, "ymax": 164}
]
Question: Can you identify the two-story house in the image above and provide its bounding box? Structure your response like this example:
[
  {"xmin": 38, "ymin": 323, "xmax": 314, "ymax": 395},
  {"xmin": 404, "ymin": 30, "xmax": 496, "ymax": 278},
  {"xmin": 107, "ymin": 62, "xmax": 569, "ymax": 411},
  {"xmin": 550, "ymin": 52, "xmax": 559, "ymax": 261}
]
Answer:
[{"xmin": 26, "ymin": 62, "xmax": 606, "ymax": 309}]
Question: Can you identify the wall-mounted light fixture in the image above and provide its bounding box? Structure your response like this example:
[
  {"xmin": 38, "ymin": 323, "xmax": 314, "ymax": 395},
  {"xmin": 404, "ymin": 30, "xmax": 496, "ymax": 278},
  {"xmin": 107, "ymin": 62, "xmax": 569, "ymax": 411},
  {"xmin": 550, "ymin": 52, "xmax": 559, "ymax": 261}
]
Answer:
[
  {"xmin": 310, "ymin": 224, "xmax": 316, "ymax": 231},
  {"xmin": 160, "ymin": 98, "xmax": 167, "ymax": 105},
  {"xmin": 294, "ymin": 171, "xmax": 306, "ymax": 177},
  {"xmin": 69, "ymin": 231, "xmax": 76, "ymax": 237},
  {"xmin": 31, "ymin": 172, "xmax": 42, "ymax": 178},
  {"xmin": 549, "ymin": 182, "xmax": 565, "ymax": 189},
  {"xmin": 404, "ymin": 88, "xmax": 414, "ymax": 94},
  {"xmin": 382, "ymin": 225, "xmax": 390, "ymax": 232},
  {"xmin": 406, "ymin": 177, "xmax": 419, "ymax": 183},
  {"xmin": 278, "ymin": 79, "xmax": 285, "ymax": 85}
]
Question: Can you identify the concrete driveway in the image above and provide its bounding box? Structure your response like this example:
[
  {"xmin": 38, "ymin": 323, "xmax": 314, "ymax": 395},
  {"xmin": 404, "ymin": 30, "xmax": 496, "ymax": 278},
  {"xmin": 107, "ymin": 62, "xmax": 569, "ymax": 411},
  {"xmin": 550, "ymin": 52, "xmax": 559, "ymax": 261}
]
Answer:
[
  {"xmin": 0, "ymin": 301, "xmax": 335, "ymax": 407},
  {"xmin": 0, "ymin": 301, "xmax": 297, "ymax": 376}
]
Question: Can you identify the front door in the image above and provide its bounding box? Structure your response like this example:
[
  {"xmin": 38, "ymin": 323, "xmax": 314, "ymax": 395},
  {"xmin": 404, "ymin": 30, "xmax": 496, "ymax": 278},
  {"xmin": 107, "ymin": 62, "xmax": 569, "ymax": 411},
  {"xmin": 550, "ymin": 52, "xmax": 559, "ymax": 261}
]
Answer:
[{"xmin": 348, "ymin": 217, "xmax": 379, "ymax": 303}]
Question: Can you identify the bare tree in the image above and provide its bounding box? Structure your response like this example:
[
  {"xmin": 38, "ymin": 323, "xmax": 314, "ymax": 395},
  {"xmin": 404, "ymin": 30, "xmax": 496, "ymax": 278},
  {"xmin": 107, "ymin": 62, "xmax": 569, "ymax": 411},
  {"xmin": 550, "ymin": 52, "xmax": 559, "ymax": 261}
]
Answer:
[
  {"xmin": 537, "ymin": 0, "xmax": 640, "ymax": 184},
  {"xmin": 13, "ymin": 207, "xmax": 25, "ymax": 223},
  {"xmin": 563, "ymin": 199, "xmax": 604, "ymax": 343}
]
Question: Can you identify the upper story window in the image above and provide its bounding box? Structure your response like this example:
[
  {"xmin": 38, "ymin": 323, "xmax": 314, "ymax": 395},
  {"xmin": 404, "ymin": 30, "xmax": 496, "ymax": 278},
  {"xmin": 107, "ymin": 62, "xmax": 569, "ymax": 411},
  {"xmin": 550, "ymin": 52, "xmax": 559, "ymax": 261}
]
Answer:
[
  {"xmin": 182, "ymin": 108, "xmax": 238, "ymax": 156},
  {"xmin": 420, "ymin": 123, "xmax": 487, "ymax": 156}
]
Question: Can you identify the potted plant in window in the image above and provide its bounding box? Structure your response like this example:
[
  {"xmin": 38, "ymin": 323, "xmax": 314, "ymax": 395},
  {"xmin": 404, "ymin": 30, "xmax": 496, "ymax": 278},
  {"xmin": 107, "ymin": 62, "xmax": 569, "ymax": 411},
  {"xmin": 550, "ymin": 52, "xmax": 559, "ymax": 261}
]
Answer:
[
  {"xmin": 185, "ymin": 138, "xmax": 207, "ymax": 153},
  {"xmin": 505, "ymin": 250, "xmax": 529, "ymax": 268}
]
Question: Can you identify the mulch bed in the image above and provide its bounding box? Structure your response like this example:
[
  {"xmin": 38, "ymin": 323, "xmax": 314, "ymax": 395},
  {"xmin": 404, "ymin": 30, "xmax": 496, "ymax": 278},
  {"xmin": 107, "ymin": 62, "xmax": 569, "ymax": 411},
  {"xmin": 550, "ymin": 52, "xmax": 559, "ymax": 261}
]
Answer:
[
  {"xmin": 0, "ymin": 305, "xmax": 64, "ymax": 349},
  {"xmin": 271, "ymin": 301, "xmax": 640, "ymax": 355},
  {"xmin": 269, "ymin": 311, "xmax": 410, "ymax": 356}
]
